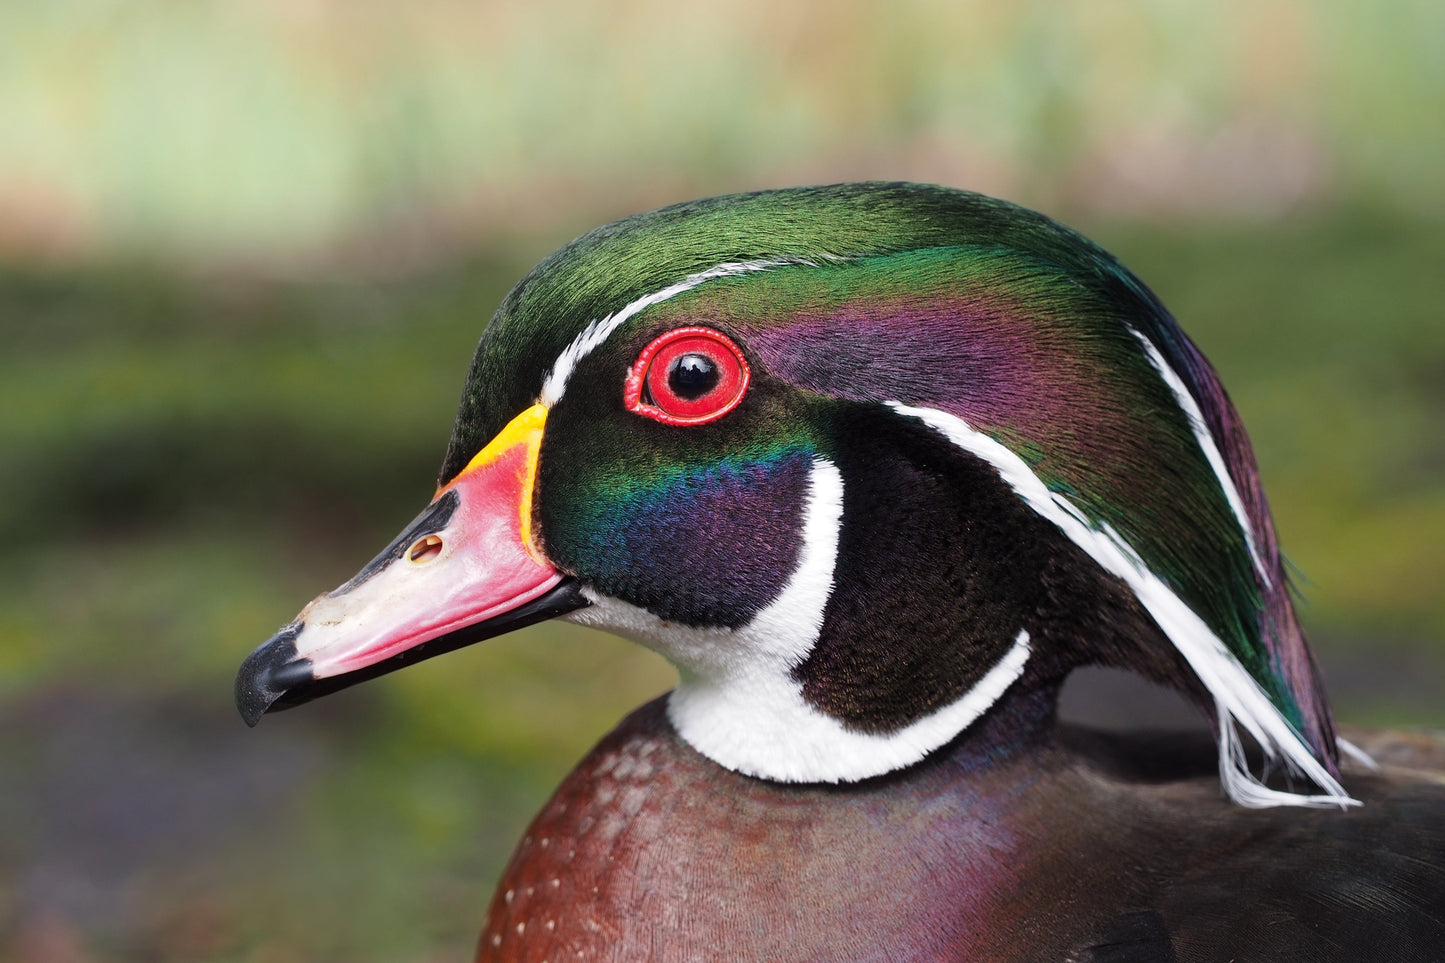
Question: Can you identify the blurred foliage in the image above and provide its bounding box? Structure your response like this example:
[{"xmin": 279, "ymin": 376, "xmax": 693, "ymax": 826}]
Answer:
[
  {"xmin": 2, "ymin": 0, "xmax": 1444, "ymax": 260},
  {"xmin": 1, "ymin": 0, "xmax": 1442, "ymax": 959}
]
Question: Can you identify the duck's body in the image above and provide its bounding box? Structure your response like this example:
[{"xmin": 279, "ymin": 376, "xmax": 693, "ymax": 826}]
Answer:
[
  {"xmin": 234, "ymin": 183, "xmax": 1445, "ymax": 961},
  {"xmin": 484, "ymin": 699, "xmax": 1444, "ymax": 963}
]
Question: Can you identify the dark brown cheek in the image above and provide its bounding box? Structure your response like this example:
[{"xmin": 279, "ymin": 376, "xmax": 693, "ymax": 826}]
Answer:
[{"xmin": 794, "ymin": 404, "xmax": 1075, "ymax": 732}]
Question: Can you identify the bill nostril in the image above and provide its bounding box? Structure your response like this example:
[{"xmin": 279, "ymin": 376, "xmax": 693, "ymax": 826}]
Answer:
[{"xmin": 409, "ymin": 534, "xmax": 444, "ymax": 563}]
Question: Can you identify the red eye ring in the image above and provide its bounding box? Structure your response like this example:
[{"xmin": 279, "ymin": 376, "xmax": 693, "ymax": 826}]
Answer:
[{"xmin": 624, "ymin": 326, "xmax": 751, "ymax": 426}]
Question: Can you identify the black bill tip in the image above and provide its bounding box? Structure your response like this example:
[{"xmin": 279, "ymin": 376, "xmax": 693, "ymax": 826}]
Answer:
[
  {"xmin": 235, "ymin": 622, "xmax": 312, "ymax": 727},
  {"xmin": 233, "ymin": 578, "xmax": 592, "ymax": 727}
]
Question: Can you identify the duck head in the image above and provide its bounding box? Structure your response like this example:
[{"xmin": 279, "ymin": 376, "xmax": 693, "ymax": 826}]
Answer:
[{"xmin": 237, "ymin": 183, "xmax": 1352, "ymax": 808}]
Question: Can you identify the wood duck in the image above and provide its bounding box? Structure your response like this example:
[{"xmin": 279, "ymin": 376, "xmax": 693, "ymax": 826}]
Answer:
[{"xmin": 236, "ymin": 183, "xmax": 1445, "ymax": 962}]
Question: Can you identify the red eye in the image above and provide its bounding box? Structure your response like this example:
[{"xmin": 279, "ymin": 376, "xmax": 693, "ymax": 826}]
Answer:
[{"xmin": 624, "ymin": 327, "xmax": 751, "ymax": 426}]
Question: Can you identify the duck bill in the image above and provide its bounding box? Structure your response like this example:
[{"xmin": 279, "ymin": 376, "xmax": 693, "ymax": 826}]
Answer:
[{"xmin": 235, "ymin": 404, "xmax": 588, "ymax": 725}]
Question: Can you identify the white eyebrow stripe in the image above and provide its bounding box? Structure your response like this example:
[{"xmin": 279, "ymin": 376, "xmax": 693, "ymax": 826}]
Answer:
[{"xmin": 538, "ymin": 257, "xmax": 822, "ymax": 406}]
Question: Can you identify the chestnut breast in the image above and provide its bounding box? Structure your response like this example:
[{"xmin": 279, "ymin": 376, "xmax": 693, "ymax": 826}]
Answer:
[
  {"xmin": 478, "ymin": 699, "xmax": 1181, "ymax": 962},
  {"xmin": 477, "ymin": 699, "xmax": 1445, "ymax": 963}
]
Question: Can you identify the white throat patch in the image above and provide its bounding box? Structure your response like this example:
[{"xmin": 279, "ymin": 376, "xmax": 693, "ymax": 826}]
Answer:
[{"xmin": 564, "ymin": 455, "xmax": 1033, "ymax": 783}]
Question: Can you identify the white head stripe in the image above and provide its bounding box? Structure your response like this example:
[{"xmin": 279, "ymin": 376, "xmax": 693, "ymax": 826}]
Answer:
[
  {"xmin": 538, "ymin": 259, "xmax": 804, "ymax": 406},
  {"xmin": 1129, "ymin": 329, "xmax": 1269, "ymax": 585},
  {"xmin": 887, "ymin": 401, "xmax": 1356, "ymax": 809}
]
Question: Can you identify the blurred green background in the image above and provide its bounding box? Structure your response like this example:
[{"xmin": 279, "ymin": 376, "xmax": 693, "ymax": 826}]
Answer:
[{"xmin": 1, "ymin": 2, "xmax": 1441, "ymax": 960}]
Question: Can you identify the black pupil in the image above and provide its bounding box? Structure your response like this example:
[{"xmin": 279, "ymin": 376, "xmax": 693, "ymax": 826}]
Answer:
[{"xmin": 667, "ymin": 353, "xmax": 720, "ymax": 399}]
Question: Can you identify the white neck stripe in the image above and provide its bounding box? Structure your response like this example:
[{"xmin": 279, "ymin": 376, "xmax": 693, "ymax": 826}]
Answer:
[
  {"xmin": 564, "ymin": 455, "xmax": 1033, "ymax": 783},
  {"xmin": 538, "ymin": 258, "xmax": 806, "ymax": 406},
  {"xmin": 888, "ymin": 401, "xmax": 1355, "ymax": 809},
  {"xmin": 668, "ymin": 628, "xmax": 1032, "ymax": 784}
]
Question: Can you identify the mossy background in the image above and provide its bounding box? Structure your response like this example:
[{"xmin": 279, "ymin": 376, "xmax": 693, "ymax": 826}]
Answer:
[{"xmin": 1, "ymin": 3, "xmax": 1441, "ymax": 960}]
